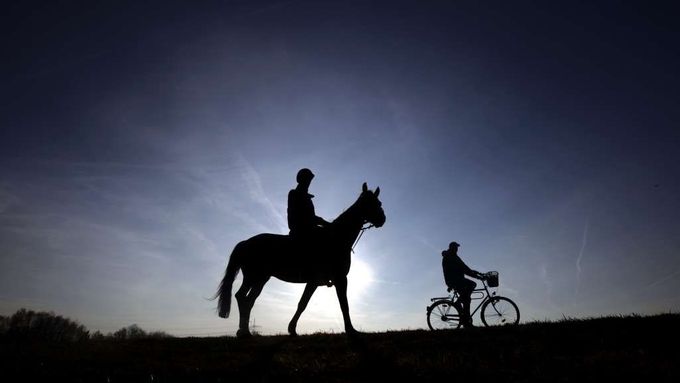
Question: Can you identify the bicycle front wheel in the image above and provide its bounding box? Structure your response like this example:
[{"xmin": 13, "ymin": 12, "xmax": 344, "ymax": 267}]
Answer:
[
  {"xmin": 427, "ymin": 300, "xmax": 462, "ymax": 330},
  {"xmin": 480, "ymin": 297, "xmax": 520, "ymax": 326}
]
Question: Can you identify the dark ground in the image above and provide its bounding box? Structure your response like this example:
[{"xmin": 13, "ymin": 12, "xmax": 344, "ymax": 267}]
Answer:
[{"xmin": 2, "ymin": 314, "xmax": 679, "ymax": 382}]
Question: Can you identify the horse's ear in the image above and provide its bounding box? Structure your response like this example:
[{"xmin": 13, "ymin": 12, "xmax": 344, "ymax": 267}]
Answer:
[
  {"xmin": 362, "ymin": 182, "xmax": 368, "ymax": 192},
  {"xmin": 375, "ymin": 187, "xmax": 380, "ymax": 197}
]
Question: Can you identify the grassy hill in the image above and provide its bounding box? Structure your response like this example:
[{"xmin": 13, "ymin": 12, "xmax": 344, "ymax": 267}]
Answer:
[{"xmin": 2, "ymin": 314, "xmax": 679, "ymax": 382}]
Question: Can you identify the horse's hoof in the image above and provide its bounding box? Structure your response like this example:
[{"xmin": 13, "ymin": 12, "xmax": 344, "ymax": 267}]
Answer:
[
  {"xmin": 346, "ymin": 328, "xmax": 361, "ymax": 338},
  {"xmin": 236, "ymin": 329, "xmax": 252, "ymax": 339},
  {"xmin": 288, "ymin": 324, "xmax": 298, "ymax": 337}
]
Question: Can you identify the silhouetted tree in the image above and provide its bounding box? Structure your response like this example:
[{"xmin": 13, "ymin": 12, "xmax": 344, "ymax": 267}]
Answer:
[
  {"xmin": 111, "ymin": 324, "xmax": 171, "ymax": 339},
  {"xmin": 113, "ymin": 324, "xmax": 140, "ymax": 339},
  {"xmin": 0, "ymin": 315, "xmax": 8, "ymax": 335},
  {"xmin": 1, "ymin": 309, "xmax": 172, "ymax": 341},
  {"xmin": 5, "ymin": 308, "xmax": 89, "ymax": 342},
  {"xmin": 146, "ymin": 330, "xmax": 172, "ymax": 339}
]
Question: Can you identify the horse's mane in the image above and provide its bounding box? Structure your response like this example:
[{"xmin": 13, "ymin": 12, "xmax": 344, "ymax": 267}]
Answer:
[{"xmin": 332, "ymin": 193, "xmax": 364, "ymax": 228}]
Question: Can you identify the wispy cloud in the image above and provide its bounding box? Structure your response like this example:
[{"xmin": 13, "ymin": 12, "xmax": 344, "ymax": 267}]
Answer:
[
  {"xmin": 236, "ymin": 155, "xmax": 288, "ymax": 233},
  {"xmin": 645, "ymin": 269, "xmax": 680, "ymax": 290}
]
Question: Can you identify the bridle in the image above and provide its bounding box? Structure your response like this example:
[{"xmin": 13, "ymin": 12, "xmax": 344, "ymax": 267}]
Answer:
[{"xmin": 351, "ymin": 223, "xmax": 375, "ymax": 253}]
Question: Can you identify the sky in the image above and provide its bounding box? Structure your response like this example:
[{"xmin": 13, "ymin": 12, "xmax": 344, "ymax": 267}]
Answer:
[{"xmin": 1, "ymin": 0, "xmax": 679, "ymax": 336}]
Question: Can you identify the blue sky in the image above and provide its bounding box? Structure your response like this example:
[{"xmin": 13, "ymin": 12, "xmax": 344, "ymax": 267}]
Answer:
[{"xmin": 1, "ymin": 1, "xmax": 679, "ymax": 336}]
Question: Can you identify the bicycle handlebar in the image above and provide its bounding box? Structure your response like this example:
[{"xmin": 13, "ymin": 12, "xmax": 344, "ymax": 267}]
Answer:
[{"xmin": 442, "ymin": 271, "xmax": 499, "ymax": 295}]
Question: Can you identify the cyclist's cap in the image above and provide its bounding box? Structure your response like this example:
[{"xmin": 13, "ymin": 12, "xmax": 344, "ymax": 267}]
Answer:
[{"xmin": 449, "ymin": 241, "xmax": 460, "ymax": 248}]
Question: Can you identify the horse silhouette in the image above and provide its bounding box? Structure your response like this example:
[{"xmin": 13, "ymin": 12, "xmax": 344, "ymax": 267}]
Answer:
[{"xmin": 215, "ymin": 182, "xmax": 386, "ymax": 337}]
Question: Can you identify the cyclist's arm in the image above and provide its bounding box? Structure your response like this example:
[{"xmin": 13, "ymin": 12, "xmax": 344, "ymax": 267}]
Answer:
[{"xmin": 465, "ymin": 269, "xmax": 485, "ymax": 279}]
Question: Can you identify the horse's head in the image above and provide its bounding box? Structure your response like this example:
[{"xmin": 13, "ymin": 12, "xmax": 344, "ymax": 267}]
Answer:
[{"xmin": 359, "ymin": 182, "xmax": 386, "ymax": 228}]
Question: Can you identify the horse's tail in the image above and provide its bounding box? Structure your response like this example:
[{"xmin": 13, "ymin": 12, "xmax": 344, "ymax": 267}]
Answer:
[{"xmin": 214, "ymin": 241, "xmax": 245, "ymax": 319}]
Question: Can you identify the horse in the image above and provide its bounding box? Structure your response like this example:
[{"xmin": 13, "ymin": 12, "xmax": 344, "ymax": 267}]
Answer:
[{"xmin": 214, "ymin": 182, "xmax": 386, "ymax": 338}]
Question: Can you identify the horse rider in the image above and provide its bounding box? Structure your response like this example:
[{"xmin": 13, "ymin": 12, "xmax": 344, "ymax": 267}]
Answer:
[
  {"xmin": 287, "ymin": 168, "xmax": 330, "ymax": 240},
  {"xmin": 442, "ymin": 241, "xmax": 485, "ymax": 328}
]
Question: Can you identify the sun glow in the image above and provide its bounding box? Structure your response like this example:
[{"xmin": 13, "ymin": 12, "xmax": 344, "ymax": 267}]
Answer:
[
  {"xmin": 300, "ymin": 257, "xmax": 375, "ymax": 325},
  {"xmin": 347, "ymin": 258, "xmax": 374, "ymax": 300}
]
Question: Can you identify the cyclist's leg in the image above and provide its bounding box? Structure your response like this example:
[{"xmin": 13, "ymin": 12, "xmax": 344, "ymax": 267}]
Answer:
[{"xmin": 459, "ymin": 279, "xmax": 477, "ymax": 326}]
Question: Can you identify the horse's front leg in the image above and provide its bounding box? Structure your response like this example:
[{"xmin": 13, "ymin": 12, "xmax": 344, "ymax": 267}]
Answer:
[
  {"xmin": 335, "ymin": 276, "xmax": 358, "ymax": 336},
  {"xmin": 288, "ymin": 283, "xmax": 318, "ymax": 336}
]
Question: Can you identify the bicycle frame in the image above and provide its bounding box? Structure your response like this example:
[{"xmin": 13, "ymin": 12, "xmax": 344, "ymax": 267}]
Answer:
[{"xmin": 429, "ymin": 279, "xmax": 497, "ymax": 319}]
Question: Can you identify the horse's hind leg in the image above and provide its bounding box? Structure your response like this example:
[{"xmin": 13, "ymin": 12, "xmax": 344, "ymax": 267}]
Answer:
[
  {"xmin": 236, "ymin": 275, "xmax": 269, "ymax": 338},
  {"xmin": 288, "ymin": 283, "xmax": 318, "ymax": 336},
  {"xmin": 235, "ymin": 275, "xmax": 253, "ymax": 338}
]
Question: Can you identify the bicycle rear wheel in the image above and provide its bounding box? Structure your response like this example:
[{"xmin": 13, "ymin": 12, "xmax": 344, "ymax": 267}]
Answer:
[
  {"xmin": 427, "ymin": 300, "xmax": 462, "ymax": 330},
  {"xmin": 480, "ymin": 297, "xmax": 520, "ymax": 326}
]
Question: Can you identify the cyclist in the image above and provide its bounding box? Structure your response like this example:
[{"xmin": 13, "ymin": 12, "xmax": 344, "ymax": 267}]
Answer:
[{"xmin": 441, "ymin": 241, "xmax": 485, "ymax": 328}]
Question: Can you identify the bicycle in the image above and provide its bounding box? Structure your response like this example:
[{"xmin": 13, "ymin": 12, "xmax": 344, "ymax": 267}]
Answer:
[{"xmin": 426, "ymin": 271, "xmax": 520, "ymax": 330}]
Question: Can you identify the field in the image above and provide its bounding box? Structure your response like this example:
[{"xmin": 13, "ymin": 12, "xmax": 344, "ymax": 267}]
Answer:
[{"xmin": 2, "ymin": 314, "xmax": 679, "ymax": 382}]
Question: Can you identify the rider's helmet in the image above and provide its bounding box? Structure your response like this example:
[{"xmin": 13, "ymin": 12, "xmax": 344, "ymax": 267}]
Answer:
[{"xmin": 296, "ymin": 168, "xmax": 314, "ymax": 184}]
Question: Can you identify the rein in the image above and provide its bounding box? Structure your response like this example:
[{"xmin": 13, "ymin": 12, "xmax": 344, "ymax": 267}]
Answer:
[{"xmin": 351, "ymin": 223, "xmax": 374, "ymax": 253}]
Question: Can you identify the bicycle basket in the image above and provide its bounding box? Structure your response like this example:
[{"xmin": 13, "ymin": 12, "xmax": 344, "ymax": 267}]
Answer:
[{"xmin": 486, "ymin": 271, "xmax": 499, "ymax": 287}]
